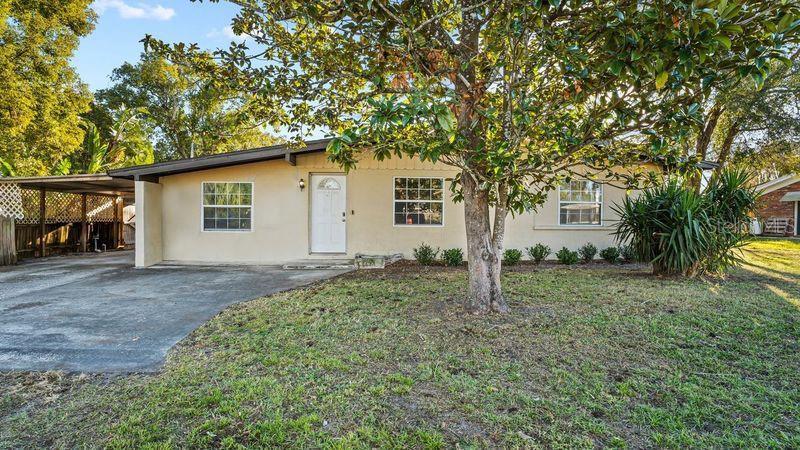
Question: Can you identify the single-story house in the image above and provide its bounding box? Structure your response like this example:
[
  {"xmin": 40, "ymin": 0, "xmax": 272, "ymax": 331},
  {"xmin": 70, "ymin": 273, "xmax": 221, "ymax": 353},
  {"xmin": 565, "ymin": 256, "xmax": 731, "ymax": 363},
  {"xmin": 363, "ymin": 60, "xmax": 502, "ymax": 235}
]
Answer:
[
  {"xmin": 755, "ymin": 173, "xmax": 800, "ymax": 236},
  {"xmin": 108, "ymin": 139, "xmax": 655, "ymax": 267}
]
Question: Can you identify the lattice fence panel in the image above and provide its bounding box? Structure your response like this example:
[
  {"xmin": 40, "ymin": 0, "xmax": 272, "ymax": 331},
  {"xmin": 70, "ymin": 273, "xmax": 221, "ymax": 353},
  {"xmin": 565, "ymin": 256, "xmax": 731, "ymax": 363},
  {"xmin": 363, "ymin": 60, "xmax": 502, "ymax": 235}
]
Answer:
[
  {"xmin": 0, "ymin": 189, "xmax": 120, "ymax": 225},
  {"xmin": 3, "ymin": 188, "xmax": 118, "ymax": 225},
  {"xmin": 0, "ymin": 183, "xmax": 24, "ymax": 219},
  {"xmin": 17, "ymin": 188, "xmax": 41, "ymax": 224},
  {"xmin": 45, "ymin": 192, "xmax": 83, "ymax": 224},
  {"xmin": 87, "ymin": 195, "xmax": 116, "ymax": 222}
]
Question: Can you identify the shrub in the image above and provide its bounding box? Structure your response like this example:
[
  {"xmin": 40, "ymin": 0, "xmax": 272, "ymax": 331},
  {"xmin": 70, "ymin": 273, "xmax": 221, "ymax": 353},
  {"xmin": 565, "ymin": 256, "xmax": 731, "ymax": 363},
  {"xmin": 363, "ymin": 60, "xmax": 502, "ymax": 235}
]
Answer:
[
  {"xmin": 413, "ymin": 243, "xmax": 439, "ymax": 265},
  {"xmin": 556, "ymin": 247, "xmax": 579, "ymax": 265},
  {"xmin": 619, "ymin": 244, "xmax": 636, "ymax": 263},
  {"xmin": 503, "ymin": 248, "xmax": 523, "ymax": 266},
  {"xmin": 613, "ymin": 168, "xmax": 757, "ymax": 276},
  {"xmin": 442, "ymin": 248, "xmax": 463, "ymax": 267},
  {"xmin": 526, "ymin": 243, "xmax": 551, "ymax": 265},
  {"xmin": 578, "ymin": 243, "xmax": 597, "ymax": 263},
  {"xmin": 599, "ymin": 247, "xmax": 620, "ymax": 264}
]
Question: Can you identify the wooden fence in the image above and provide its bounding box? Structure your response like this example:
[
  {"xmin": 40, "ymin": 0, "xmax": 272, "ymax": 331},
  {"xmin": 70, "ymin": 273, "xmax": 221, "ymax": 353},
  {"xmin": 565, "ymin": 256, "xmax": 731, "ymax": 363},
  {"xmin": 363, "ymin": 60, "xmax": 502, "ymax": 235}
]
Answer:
[
  {"xmin": 0, "ymin": 215, "xmax": 16, "ymax": 265},
  {"xmin": 14, "ymin": 222, "xmax": 119, "ymax": 259},
  {"xmin": 123, "ymin": 223, "xmax": 135, "ymax": 248}
]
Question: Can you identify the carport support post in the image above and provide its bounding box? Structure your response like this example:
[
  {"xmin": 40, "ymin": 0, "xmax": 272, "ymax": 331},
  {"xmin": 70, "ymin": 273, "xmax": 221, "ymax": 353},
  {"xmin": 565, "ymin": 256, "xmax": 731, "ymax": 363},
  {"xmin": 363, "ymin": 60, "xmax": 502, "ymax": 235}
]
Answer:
[
  {"xmin": 118, "ymin": 199, "xmax": 125, "ymax": 247},
  {"xmin": 113, "ymin": 197, "xmax": 119, "ymax": 249},
  {"xmin": 38, "ymin": 188, "xmax": 45, "ymax": 258},
  {"xmin": 80, "ymin": 193, "xmax": 87, "ymax": 253}
]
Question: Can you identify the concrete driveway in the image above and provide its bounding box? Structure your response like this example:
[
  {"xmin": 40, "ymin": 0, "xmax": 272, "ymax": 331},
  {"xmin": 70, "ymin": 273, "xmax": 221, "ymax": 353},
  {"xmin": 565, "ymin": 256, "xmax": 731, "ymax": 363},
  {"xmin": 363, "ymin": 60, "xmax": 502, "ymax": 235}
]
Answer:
[{"xmin": 0, "ymin": 252, "xmax": 349, "ymax": 373}]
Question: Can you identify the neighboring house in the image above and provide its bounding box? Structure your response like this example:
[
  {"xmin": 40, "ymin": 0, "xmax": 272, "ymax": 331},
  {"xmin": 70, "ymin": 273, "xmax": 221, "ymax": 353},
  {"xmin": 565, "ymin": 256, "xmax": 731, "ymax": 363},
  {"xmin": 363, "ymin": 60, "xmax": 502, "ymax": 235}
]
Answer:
[
  {"xmin": 755, "ymin": 174, "xmax": 800, "ymax": 237},
  {"xmin": 108, "ymin": 139, "xmax": 655, "ymax": 267}
]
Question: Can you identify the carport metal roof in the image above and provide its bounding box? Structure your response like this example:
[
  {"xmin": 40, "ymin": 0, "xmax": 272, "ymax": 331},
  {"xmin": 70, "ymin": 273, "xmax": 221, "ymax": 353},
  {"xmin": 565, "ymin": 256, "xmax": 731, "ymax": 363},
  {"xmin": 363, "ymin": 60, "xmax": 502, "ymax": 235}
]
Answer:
[{"xmin": 0, "ymin": 173, "xmax": 134, "ymax": 196}]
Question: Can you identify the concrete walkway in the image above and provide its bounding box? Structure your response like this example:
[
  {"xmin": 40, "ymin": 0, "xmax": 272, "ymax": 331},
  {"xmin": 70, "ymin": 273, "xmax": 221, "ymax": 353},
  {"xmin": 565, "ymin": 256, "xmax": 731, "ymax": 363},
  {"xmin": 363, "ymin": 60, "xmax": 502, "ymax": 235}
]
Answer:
[{"xmin": 0, "ymin": 252, "xmax": 349, "ymax": 372}]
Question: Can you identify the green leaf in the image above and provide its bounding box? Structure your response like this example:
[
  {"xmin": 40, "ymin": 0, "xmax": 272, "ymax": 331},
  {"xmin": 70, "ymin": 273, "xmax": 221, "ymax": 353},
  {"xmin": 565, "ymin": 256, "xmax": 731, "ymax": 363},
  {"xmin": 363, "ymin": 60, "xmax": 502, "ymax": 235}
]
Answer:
[
  {"xmin": 655, "ymin": 71, "xmax": 669, "ymax": 90},
  {"xmin": 714, "ymin": 35, "xmax": 731, "ymax": 50},
  {"xmin": 435, "ymin": 108, "xmax": 457, "ymax": 142},
  {"xmin": 777, "ymin": 14, "xmax": 793, "ymax": 32},
  {"xmin": 775, "ymin": 55, "xmax": 793, "ymax": 68},
  {"xmin": 327, "ymin": 138, "xmax": 342, "ymax": 154},
  {"xmin": 751, "ymin": 71, "xmax": 765, "ymax": 90},
  {"xmin": 610, "ymin": 60, "xmax": 624, "ymax": 76},
  {"xmin": 721, "ymin": 24, "xmax": 742, "ymax": 34}
]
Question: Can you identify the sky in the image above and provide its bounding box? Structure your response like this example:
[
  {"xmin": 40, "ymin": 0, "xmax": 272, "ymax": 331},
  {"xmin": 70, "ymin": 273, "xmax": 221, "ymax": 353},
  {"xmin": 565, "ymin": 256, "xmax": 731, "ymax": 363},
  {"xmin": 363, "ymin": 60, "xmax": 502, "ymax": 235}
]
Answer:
[{"xmin": 72, "ymin": 0, "xmax": 245, "ymax": 91}]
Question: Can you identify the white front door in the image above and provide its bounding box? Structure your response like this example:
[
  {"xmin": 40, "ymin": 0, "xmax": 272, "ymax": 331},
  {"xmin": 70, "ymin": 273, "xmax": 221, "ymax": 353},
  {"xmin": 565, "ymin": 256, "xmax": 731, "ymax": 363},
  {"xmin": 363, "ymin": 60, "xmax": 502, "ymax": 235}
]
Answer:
[{"xmin": 310, "ymin": 174, "xmax": 347, "ymax": 253}]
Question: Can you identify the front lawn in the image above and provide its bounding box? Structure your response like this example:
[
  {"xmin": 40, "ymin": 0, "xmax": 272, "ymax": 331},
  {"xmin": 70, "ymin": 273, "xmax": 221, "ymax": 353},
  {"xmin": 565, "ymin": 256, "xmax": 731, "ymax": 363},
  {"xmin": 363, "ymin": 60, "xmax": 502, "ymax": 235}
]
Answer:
[{"xmin": 2, "ymin": 239, "xmax": 799, "ymax": 448}]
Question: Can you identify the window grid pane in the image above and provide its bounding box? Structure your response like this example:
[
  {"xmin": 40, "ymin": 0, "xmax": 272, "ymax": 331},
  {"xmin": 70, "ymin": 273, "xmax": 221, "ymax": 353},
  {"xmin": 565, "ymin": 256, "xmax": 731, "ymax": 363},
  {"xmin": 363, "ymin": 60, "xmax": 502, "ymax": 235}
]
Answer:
[
  {"xmin": 202, "ymin": 182, "xmax": 253, "ymax": 231},
  {"xmin": 558, "ymin": 180, "xmax": 602, "ymax": 225},
  {"xmin": 394, "ymin": 178, "xmax": 444, "ymax": 225}
]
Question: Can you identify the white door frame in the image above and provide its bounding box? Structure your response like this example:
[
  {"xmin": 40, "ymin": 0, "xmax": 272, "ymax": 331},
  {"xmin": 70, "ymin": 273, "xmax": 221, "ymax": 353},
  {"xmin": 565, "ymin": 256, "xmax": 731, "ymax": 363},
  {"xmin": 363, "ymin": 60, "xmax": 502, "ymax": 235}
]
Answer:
[{"xmin": 309, "ymin": 173, "xmax": 347, "ymax": 254}]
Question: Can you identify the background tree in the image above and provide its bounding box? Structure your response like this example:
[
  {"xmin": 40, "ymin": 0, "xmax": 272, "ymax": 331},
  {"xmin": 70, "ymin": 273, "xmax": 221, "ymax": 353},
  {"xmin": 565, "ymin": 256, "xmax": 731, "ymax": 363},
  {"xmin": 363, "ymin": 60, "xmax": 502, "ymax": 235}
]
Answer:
[
  {"xmin": 722, "ymin": 60, "xmax": 800, "ymax": 182},
  {"xmin": 691, "ymin": 47, "xmax": 800, "ymax": 182},
  {"xmin": 93, "ymin": 53, "xmax": 278, "ymax": 161},
  {"xmin": 61, "ymin": 106, "xmax": 154, "ymax": 175},
  {"xmin": 152, "ymin": 0, "xmax": 799, "ymax": 313},
  {"xmin": 0, "ymin": 0, "xmax": 95, "ymax": 175}
]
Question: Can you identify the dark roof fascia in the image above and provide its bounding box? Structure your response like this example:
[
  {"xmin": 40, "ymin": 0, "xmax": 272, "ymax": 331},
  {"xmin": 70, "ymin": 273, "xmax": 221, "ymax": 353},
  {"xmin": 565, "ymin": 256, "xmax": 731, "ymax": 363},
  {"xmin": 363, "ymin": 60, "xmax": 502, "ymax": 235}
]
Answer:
[
  {"xmin": 645, "ymin": 156, "xmax": 720, "ymax": 171},
  {"xmin": 0, "ymin": 174, "xmax": 134, "ymax": 194},
  {"xmin": 108, "ymin": 139, "xmax": 332, "ymax": 181},
  {"xmin": 697, "ymin": 160, "xmax": 720, "ymax": 170}
]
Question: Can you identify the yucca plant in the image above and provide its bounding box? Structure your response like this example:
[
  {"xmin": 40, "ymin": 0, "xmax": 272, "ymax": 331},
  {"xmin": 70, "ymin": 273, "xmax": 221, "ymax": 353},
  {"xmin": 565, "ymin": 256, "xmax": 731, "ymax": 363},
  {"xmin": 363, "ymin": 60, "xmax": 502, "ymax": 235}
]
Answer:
[
  {"xmin": 613, "ymin": 169, "xmax": 758, "ymax": 277},
  {"xmin": 703, "ymin": 168, "xmax": 759, "ymax": 272}
]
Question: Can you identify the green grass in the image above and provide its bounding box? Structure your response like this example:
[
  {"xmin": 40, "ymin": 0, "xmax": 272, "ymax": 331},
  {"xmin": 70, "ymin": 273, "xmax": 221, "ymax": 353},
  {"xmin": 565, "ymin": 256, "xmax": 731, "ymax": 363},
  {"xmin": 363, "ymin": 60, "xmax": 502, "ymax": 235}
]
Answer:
[{"xmin": 2, "ymin": 238, "xmax": 799, "ymax": 448}]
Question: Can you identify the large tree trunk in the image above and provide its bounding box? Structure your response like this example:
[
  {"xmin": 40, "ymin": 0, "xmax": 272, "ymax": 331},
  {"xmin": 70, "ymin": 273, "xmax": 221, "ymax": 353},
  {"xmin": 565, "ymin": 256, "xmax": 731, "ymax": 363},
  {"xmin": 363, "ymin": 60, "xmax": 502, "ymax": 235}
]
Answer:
[
  {"xmin": 696, "ymin": 103, "xmax": 724, "ymax": 161},
  {"xmin": 714, "ymin": 119, "xmax": 740, "ymax": 177},
  {"xmin": 453, "ymin": 2, "xmax": 508, "ymax": 314},
  {"xmin": 691, "ymin": 103, "xmax": 724, "ymax": 191},
  {"xmin": 462, "ymin": 172, "xmax": 509, "ymax": 314}
]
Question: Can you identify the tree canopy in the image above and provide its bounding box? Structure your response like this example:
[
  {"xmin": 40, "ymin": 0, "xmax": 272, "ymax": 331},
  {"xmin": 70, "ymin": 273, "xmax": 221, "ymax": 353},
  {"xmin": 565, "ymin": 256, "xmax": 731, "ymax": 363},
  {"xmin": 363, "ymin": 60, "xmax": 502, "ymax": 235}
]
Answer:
[
  {"xmin": 61, "ymin": 106, "xmax": 155, "ymax": 175},
  {"xmin": 0, "ymin": 0, "xmax": 95, "ymax": 176},
  {"xmin": 150, "ymin": 0, "xmax": 799, "ymax": 312},
  {"xmin": 722, "ymin": 57, "xmax": 800, "ymax": 181},
  {"xmin": 92, "ymin": 53, "xmax": 279, "ymax": 161}
]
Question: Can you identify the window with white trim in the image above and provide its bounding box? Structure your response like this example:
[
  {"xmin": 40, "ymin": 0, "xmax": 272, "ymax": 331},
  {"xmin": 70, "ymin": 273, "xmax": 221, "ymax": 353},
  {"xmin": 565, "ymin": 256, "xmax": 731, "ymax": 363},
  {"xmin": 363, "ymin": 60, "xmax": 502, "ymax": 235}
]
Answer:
[
  {"xmin": 202, "ymin": 182, "xmax": 253, "ymax": 231},
  {"xmin": 558, "ymin": 180, "xmax": 602, "ymax": 225},
  {"xmin": 394, "ymin": 177, "xmax": 444, "ymax": 225}
]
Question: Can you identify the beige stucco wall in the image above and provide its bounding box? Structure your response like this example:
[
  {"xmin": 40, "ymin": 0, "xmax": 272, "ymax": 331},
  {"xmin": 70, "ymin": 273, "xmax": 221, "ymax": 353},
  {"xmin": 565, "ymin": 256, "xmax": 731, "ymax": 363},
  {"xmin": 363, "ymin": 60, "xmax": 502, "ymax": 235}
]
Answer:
[
  {"xmin": 142, "ymin": 153, "xmax": 645, "ymax": 266},
  {"xmin": 135, "ymin": 180, "xmax": 163, "ymax": 267}
]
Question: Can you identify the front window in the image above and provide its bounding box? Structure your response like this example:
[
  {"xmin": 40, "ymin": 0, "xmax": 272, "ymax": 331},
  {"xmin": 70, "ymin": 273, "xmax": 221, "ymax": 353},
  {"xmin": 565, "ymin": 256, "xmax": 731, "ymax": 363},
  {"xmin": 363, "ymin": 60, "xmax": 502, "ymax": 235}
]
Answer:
[
  {"xmin": 202, "ymin": 182, "xmax": 253, "ymax": 231},
  {"xmin": 394, "ymin": 177, "xmax": 444, "ymax": 225},
  {"xmin": 559, "ymin": 180, "xmax": 602, "ymax": 226}
]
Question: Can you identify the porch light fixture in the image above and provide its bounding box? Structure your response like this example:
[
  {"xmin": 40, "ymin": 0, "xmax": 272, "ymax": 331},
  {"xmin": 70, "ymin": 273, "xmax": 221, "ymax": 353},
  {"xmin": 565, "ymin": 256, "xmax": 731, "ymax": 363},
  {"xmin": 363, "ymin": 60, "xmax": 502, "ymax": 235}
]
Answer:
[{"xmin": 299, "ymin": 178, "xmax": 306, "ymax": 191}]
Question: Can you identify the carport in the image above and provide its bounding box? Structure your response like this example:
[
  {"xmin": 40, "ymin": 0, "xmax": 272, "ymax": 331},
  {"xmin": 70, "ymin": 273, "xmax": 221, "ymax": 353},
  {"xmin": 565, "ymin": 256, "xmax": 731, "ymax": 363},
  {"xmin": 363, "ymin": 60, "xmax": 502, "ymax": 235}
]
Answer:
[{"xmin": 0, "ymin": 174, "xmax": 134, "ymax": 265}]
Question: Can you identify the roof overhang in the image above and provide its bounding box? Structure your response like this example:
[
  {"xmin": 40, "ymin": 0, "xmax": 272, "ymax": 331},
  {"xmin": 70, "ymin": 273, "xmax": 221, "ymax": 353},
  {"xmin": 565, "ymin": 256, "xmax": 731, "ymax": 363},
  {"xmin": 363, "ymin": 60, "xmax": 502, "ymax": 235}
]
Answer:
[
  {"xmin": 696, "ymin": 160, "xmax": 720, "ymax": 170},
  {"xmin": 108, "ymin": 139, "xmax": 331, "ymax": 182},
  {"xmin": 644, "ymin": 155, "xmax": 719, "ymax": 172},
  {"xmin": 0, "ymin": 174, "xmax": 134, "ymax": 196},
  {"xmin": 757, "ymin": 173, "xmax": 800, "ymax": 194},
  {"xmin": 779, "ymin": 191, "xmax": 800, "ymax": 202}
]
